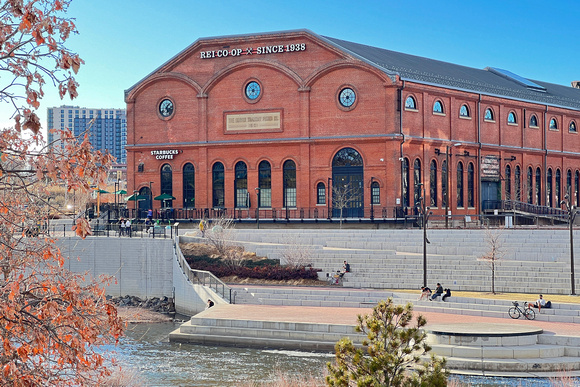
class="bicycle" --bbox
[508,301,536,320]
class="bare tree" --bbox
[332,182,362,229]
[478,229,505,294]
[280,234,314,268]
[204,216,244,268]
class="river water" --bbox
[106,322,577,387]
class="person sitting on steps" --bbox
[529,294,551,312]
[418,286,431,300]
[339,260,351,278]
[430,283,444,301]
[442,288,452,302]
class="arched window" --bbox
[413,159,422,207]
[550,118,558,130]
[505,165,511,201]
[332,148,364,217]
[183,163,195,208]
[529,115,538,127]
[258,160,271,207]
[234,161,248,208]
[457,161,464,208]
[137,163,144,173]
[212,162,224,208]
[317,182,326,205]
[556,169,561,207]
[371,181,380,205]
[467,162,474,207]
[515,166,521,201]
[430,160,437,207]
[405,96,416,109]
[433,100,444,114]
[459,104,470,117]
[527,167,533,204]
[484,108,494,121]
[547,168,553,207]
[160,164,173,208]
[402,158,410,207]
[442,160,448,208]
[508,112,517,124]
[567,169,572,197]
[283,160,297,208]
[570,121,577,133]
[535,167,541,205]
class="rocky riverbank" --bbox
[108,295,176,323]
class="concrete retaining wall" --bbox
[57,237,174,299]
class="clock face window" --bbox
[245,81,261,100]
[339,87,356,108]
[159,99,174,117]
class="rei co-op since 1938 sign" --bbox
[200,43,306,59]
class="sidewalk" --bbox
[203,303,580,337]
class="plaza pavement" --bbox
[202,295,580,338]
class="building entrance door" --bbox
[332,148,364,218]
[481,181,500,211]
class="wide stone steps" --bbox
[170,316,366,352]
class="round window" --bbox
[245,81,261,100]
[339,87,356,108]
[159,99,174,118]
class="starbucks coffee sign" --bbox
[151,149,180,160]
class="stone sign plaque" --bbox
[481,155,500,180]
[225,111,281,132]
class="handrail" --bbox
[174,236,231,303]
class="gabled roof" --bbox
[126,29,580,111]
[321,36,580,111]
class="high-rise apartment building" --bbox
[47,105,127,164]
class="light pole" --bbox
[327,177,332,220]
[370,176,375,222]
[417,183,431,287]
[255,187,261,229]
[561,186,577,295]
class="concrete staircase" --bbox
[171,311,366,352]
[427,324,580,375]
[184,228,580,294]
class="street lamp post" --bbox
[327,177,332,221]
[416,183,431,287]
[255,187,261,229]
[561,186,577,295]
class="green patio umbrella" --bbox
[95,189,110,194]
[125,193,148,201]
[115,189,127,195]
[153,193,176,201]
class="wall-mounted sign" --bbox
[201,43,306,59]
[226,111,281,132]
[481,155,500,180]
[151,149,180,160]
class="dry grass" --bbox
[237,367,327,387]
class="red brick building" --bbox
[125,29,580,222]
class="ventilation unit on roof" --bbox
[485,67,546,92]
[572,81,580,89]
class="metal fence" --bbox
[175,236,232,303]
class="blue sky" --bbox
[3,0,580,134]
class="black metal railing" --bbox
[175,236,231,303]
[483,199,568,220]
